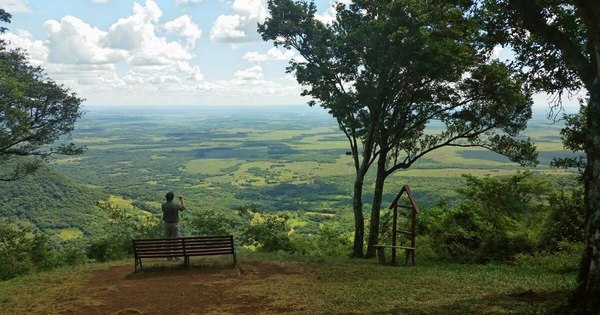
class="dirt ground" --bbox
[56,259,299,315]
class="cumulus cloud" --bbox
[44,15,128,64]
[0,0,30,13]
[175,0,203,4]
[234,65,263,80]
[243,47,295,62]
[492,45,503,58]
[210,0,268,43]
[0,29,48,65]
[3,0,206,103]
[103,0,162,50]
[163,15,201,49]
[315,0,353,24]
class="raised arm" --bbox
[178,196,186,210]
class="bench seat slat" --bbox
[133,235,236,271]
[373,245,416,250]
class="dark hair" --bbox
[165,191,175,202]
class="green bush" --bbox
[513,242,582,273]
[291,223,352,257]
[0,222,35,280]
[539,188,585,252]
[86,202,161,262]
[429,172,548,263]
[237,207,292,252]
[0,221,87,281]
[185,209,239,236]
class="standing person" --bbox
[162,191,186,238]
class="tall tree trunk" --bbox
[351,174,365,258]
[572,75,600,313]
[583,76,600,313]
[366,150,388,258]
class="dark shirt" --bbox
[162,201,185,223]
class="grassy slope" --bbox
[0,165,109,238]
[0,252,575,314]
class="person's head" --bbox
[165,191,175,202]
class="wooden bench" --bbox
[373,244,416,266]
[132,235,237,271]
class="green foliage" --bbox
[260,0,536,257]
[87,202,161,262]
[0,9,10,33]
[551,105,586,173]
[513,242,583,274]
[0,220,87,281]
[185,209,239,236]
[0,15,84,181]
[429,172,550,263]
[0,165,108,235]
[0,221,36,280]
[539,188,585,252]
[291,223,353,257]
[237,206,292,252]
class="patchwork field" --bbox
[48,105,579,236]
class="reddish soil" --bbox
[57,259,298,315]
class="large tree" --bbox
[480,1,599,312]
[0,9,84,181]
[259,0,536,257]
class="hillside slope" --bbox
[0,165,109,237]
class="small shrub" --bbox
[186,209,239,236]
[539,188,585,252]
[237,207,292,252]
[513,242,582,273]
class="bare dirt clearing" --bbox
[58,260,300,315]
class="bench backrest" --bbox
[133,235,234,258]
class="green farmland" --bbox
[35,105,577,237]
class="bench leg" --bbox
[135,258,143,271]
[184,256,190,267]
[232,252,238,268]
[377,247,386,265]
[405,249,415,266]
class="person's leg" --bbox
[164,223,174,261]
[172,223,180,238]
[164,223,171,237]
[172,223,181,260]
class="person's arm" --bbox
[178,196,186,210]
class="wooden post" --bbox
[409,201,416,266]
[377,247,386,265]
[391,204,398,266]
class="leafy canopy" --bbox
[0,9,84,181]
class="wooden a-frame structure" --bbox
[375,184,420,266]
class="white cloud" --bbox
[315,0,352,24]
[3,0,310,106]
[234,65,263,80]
[243,47,295,62]
[163,15,201,49]
[0,0,30,13]
[232,0,269,22]
[103,0,162,50]
[4,0,206,103]
[43,15,128,64]
[210,0,268,43]
[210,15,245,42]
[492,45,503,58]
[0,29,48,65]
[175,0,203,4]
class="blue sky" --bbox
[0,0,582,111]
[0,0,344,106]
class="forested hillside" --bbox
[0,165,108,238]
